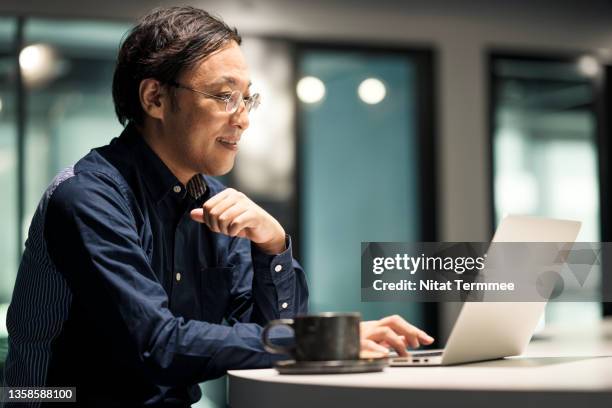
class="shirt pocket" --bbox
[200,266,235,323]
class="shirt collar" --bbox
[119,123,208,203]
[186,173,208,200]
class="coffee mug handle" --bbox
[261,318,295,356]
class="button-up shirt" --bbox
[5,124,309,407]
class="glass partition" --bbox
[22,18,130,240]
[298,46,436,330]
[490,54,602,325]
[0,18,17,342]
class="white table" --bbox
[228,320,612,408]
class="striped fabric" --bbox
[186,174,207,200]
[4,167,75,406]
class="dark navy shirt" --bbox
[5,124,309,407]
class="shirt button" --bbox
[176,273,181,282]
[274,264,283,273]
[281,302,288,309]
[173,185,182,193]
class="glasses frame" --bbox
[168,81,260,114]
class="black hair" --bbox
[112,6,241,126]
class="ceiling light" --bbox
[19,44,57,87]
[297,76,325,104]
[358,78,386,105]
[577,56,600,77]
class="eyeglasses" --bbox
[169,81,261,114]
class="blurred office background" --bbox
[1,0,612,406]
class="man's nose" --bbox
[231,100,250,130]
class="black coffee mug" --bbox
[261,312,361,361]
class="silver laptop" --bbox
[391,215,581,366]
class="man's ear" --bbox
[139,78,167,121]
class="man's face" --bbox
[162,41,251,177]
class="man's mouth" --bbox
[217,138,239,151]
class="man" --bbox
[5,6,433,407]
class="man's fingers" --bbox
[190,207,216,230]
[380,315,434,348]
[205,196,237,233]
[366,327,408,356]
[194,187,285,250]
[360,339,389,355]
[418,331,434,345]
[190,208,205,223]
[203,188,233,209]
[202,189,239,231]
[217,205,248,235]
[379,316,419,348]
[227,211,254,237]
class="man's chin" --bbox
[201,161,235,177]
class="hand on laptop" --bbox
[360,315,434,357]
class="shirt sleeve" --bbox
[44,171,293,385]
[223,235,310,326]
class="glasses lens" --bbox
[248,94,261,112]
[226,90,242,113]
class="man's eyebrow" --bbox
[209,76,252,88]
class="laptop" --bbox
[390,215,581,366]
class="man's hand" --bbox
[360,315,434,357]
[190,188,286,255]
